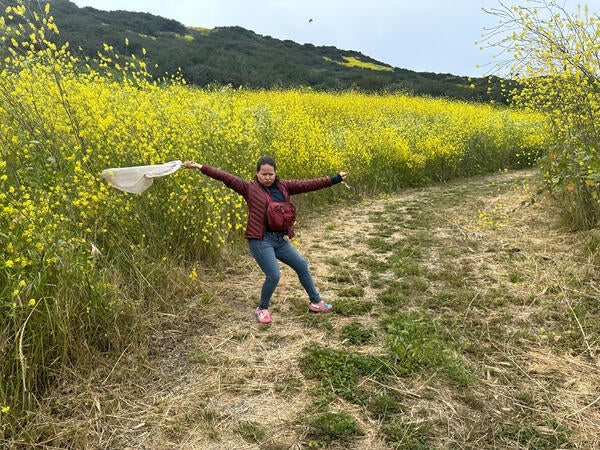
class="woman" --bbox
[183,156,349,324]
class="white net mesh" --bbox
[101,160,182,194]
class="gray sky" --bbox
[67,0,518,77]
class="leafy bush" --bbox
[484,1,600,229]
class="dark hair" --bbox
[256,156,276,173]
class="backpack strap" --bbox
[263,187,272,203]
[262,188,272,229]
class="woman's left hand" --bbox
[340,172,349,179]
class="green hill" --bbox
[39,0,505,101]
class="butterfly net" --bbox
[101,160,182,193]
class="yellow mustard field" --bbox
[0,2,551,429]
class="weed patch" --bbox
[367,392,405,420]
[356,255,389,274]
[303,313,335,331]
[380,417,431,449]
[298,345,392,403]
[378,281,412,309]
[365,237,395,253]
[235,421,266,443]
[381,313,471,386]
[304,411,363,446]
[333,298,373,316]
[337,286,365,298]
[340,320,376,345]
[500,421,570,449]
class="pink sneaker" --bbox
[308,301,333,313]
[256,308,272,323]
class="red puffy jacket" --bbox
[200,165,334,239]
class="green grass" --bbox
[304,411,363,446]
[333,298,373,316]
[381,417,432,449]
[337,286,365,298]
[340,320,376,345]
[367,392,405,419]
[235,421,266,443]
[298,345,392,403]
[298,171,595,447]
[381,313,471,386]
[356,255,389,274]
[500,421,570,449]
[299,171,597,447]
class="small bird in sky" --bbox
[308,18,313,23]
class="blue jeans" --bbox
[248,232,321,310]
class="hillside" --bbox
[41,0,505,102]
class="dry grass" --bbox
[11,169,600,449]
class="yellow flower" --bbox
[1,406,9,414]
[28,298,36,307]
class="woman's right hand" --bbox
[183,161,202,170]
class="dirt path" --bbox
[126,187,404,449]
[32,169,599,449]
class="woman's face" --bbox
[257,164,276,187]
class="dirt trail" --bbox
[33,169,599,449]
[112,170,515,449]
[130,190,397,449]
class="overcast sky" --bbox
[66,0,575,78]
